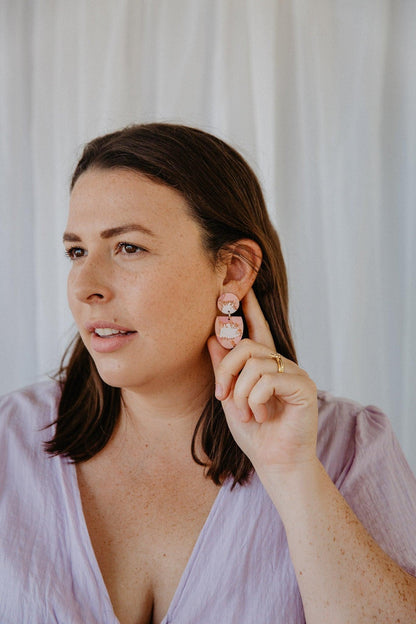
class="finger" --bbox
[232,356,282,419]
[248,372,317,413]
[233,361,311,424]
[242,288,275,348]
[215,340,299,398]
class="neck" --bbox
[116,359,214,458]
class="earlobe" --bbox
[221,239,262,300]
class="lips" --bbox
[85,320,136,334]
[85,321,137,353]
[94,327,130,337]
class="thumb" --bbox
[207,335,231,400]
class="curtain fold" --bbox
[1,0,415,471]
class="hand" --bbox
[207,289,319,475]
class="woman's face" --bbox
[65,168,224,393]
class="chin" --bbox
[98,372,142,391]
[91,358,142,390]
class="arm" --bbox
[208,289,416,623]
[258,457,416,622]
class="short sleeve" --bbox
[337,405,416,576]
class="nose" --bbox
[69,256,114,304]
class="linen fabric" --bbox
[1,381,415,623]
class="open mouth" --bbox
[94,328,136,337]
[88,325,138,353]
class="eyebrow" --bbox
[62,223,156,243]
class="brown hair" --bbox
[46,123,297,486]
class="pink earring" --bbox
[215,293,244,349]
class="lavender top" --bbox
[1,381,416,623]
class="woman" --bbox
[1,123,415,623]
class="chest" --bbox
[77,463,220,624]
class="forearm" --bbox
[257,458,416,624]
[209,315,416,620]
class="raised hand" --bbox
[207,289,318,474]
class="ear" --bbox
[219,239,262,299]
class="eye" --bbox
[116,242,146,256]
[65,247,86,260]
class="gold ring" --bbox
[269,352,284,373]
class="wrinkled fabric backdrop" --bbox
[1,0,415,472]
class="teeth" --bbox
[95,328,128,337]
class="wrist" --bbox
[255,456,327,520]
[254,453,321,486]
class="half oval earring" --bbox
[215,293,244,349]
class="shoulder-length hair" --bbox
[45,123,297,487]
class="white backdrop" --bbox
[1,0,415,472]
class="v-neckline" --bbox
[68,458,230,623]
[159,476,230,622]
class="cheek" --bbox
[66,272,88,332]
[154,270,219,341]
[66,276,77,315]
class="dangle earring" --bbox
[215,293,244,349]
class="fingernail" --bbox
[215,383,224,400]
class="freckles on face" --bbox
[65,168,223,389]
[129,230,219,358]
